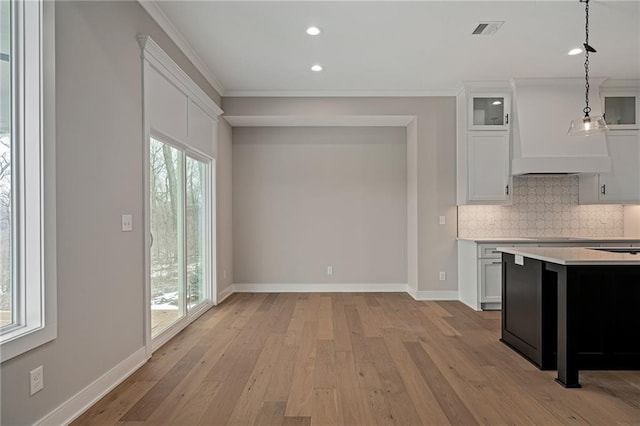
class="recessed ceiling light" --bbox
[492,100,502,105]
[311,64,323,72]
[568,48,583,55]
[306,26,321,36]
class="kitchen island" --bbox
[497,246,640,388]
[457,238,640,311]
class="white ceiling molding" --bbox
[223,89,459,98]
[138,0,225,96]
[601,79,640,89]
[223,115,416,127]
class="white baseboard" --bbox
[410,290,460,301]
[217,285,235,304]
[35,347,148,426]
[459,297,481,311]
[233,283,408,293]
[228,284,458,302]
[407,286,418,299]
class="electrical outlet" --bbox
[439,271,446,281]
[327,266,333,275]
[30,366,44,395]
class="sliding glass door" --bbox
[186,157,206,309]
[150,137,210,339]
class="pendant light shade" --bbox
[568,0,609,136]
[568,115,608,136]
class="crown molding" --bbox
[601,78,640,89]
[223,115,416,127]
[138,0,225,96]
[459,80,513,91]
[222,89,459,98]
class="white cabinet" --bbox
[600,132,640,202]
[579,131,640,204]
[582,86,640,204]
[468,93,511,130]
[468,132,511,202]
[480,258,502,304]
[457,86,512,205]
[458,241,510,311]
[602,91,638,130]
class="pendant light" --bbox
[567,0,608,136]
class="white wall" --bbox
[217,118,234,294]
[0,2,225,424]
[223,97,458,294]
[232,126,407,285]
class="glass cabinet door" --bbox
[468,94,511,130]
[604,95,638,129]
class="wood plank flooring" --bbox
[72,293,640,425]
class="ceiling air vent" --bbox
[472,21,504,36]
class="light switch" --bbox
[439,215,446,225]
[121,214,133,232]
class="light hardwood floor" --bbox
[72,293,640,425]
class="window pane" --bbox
[604,96,636,126]
[186,157,206,309]
[0,0,13,328]
[150,138,184,337]
[473,97,505,126]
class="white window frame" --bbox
[0,0,56,363]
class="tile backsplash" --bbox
[458,176,624,238]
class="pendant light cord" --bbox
[583,0,591,117]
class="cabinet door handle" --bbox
[505,113,509,125]
[601,184,606,195]
[491,261,502,264]
[505,184,510,195]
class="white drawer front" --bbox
[479,245,502,259]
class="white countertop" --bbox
[458,237,640,244]
[459,237,538,243]
[497,246,640,265]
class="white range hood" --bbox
[510,78,611,176]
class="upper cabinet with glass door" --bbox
[468,93,511,130]
[603,91,639,130]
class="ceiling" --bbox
[148,1,640,96]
